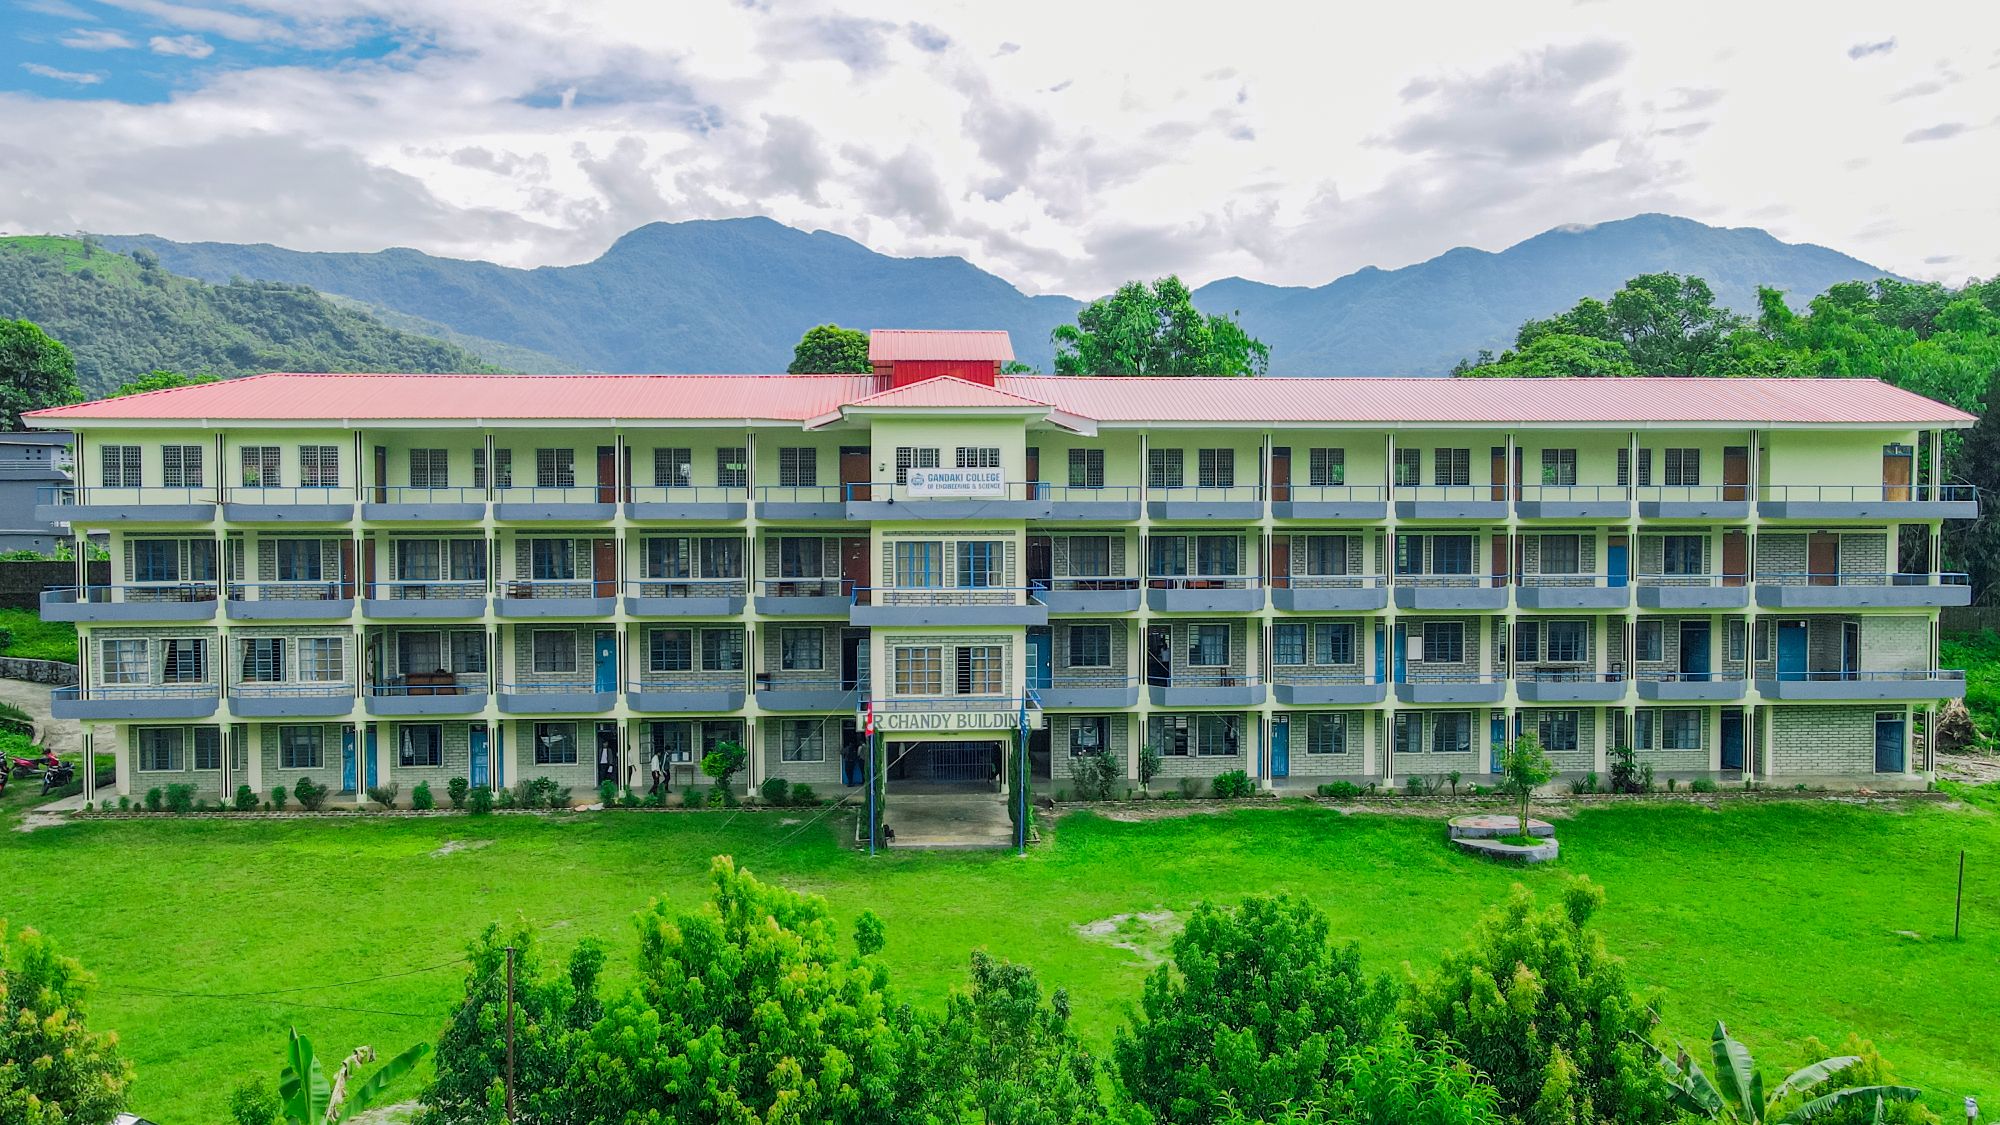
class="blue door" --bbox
[469,726,490,788]
[1490,714,1506,772]
[364,727,378,789]
[1874,713,1905,772]
[1679,620,1711,681]
[594,630,617,693]
[1026,628,1053,691]
[1776,621,1808,681]
[341,727,356,792]
[493,724,506,789]
[1270,718,1290,779]
[1720,711,1744,770]
[1607,540,1628,589]
[1393,625,1408,683]
[1374,623,1387,684]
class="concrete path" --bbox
[887,792,1017,849]
[0,677,79,757]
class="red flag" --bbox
[864,700,875,737]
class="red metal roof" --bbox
[842,377,1051,411]
[26,371,1973,426]
[867,329,1014,363]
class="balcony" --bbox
[1636,674,1747,702]
[1394,485,1507,521]
[1636,575,1750,610]
[753,578,851,617]
[36,484,214,525]
[225,581,355,620]
[845,481,1053,520]
[1272,576,1388,612]
[361,581,488,619]
[494,579,616,618]
[627,677,747,712]
[1145,576,1264,613]
[624,485,748,522]
[228,683,356,718]
[754,677,855,712]
[1038,485,1141,521]
[1392,575,1508,611]
[863,695,1044,733]
[1147,485,1263,521]
[1037,675,1141,709]
[52,684,219,720]
[497,681,615,714]
[1039,577,1142,614]
[1515,575,1632,611]
[1636,485,1750,520]
[41,584,217,623]
[1393,673,1505,705]
[1756,669,1965,702]
[624,578,748,617]
[1515,670,1628,703]
[755,485,844,521]
[1754,572,1971,609]
[361,486,486,522]
[1270,484,1387,521]
[222,486,355,523]
[493,486,616,522]
[1146,672,1265,708]
[1515,484,1632,520]
[850,587,1048,627]
[1758,483,1977,522]
[363,674,489,716]
[1271,674,1386,705]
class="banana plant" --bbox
[1649,1021,1921,1123]
[277,1027,432,1125]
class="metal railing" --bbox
[225,486,352,505]
[1634,484,1749,502]
[843,481,1044,502]
[1394,484,1497,502]
[625,577,748,598]
[59,683,219,702]
[1038,484,1141,502]
[1765,668,1964,683]
[493,485,609,505]
[40,484,214,507]
[626,485,749,504]
[852,585,1044,606]
[231,681,354,698]
[1515,668,1624,683]
[44,583,217,605]
[629,676,745,694]
[755,577,849,599]
[1516,484,1631,501]
[1391,572,1507,588]
[498,679,608,695]
[1143,671,1263,688]
[1274,484,1386,502]
[1635,572,1749,587]
[1758,483,1977,503]
[1636,671,1745,684]
[1397,670,1502,684]
[228,580,351,602]
[1148,484,1265,502]
[367,673,489,697]
[367,485,486,504]
[1145,573,1262,589]
[366,579,488,600]
[1284,574,1386,589]
[1039,576,1142,592]
[1755,571,1969,588]
[499,578,608,599]
[1516,573,1623,588]
[755,484,843,504]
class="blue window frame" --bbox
[1315,623,1355,665]
[957,541,1001,588]
[133,540,178,583]
[1431,535,1473,575]
[1272,623,1306,666]
[894,541,941,587]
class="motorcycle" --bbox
[40,759,75,795]
[7,750,58,780]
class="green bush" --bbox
[1689,776,1718,794]
[789,782,817,806]
[0,729,34,759]
[232,784,258,812]
[446,775,469,809]
[228,1077,279,1125]
[620,786,642,808]
[682,784,703,808]
[411,780,435,810]
[144,787,162,812]
[1070,750,1120,801]
[365,782,400,809]
[760,776,791,806]
[527,776,560,808]
[164,784,195,814]
[496,784,516,810]
[1210,769,1254,799]
[598,779,619,807]
[292,777,329,812]
[467,784,494,814]
[1569,771,1600,795]
[1608,745,1644,794]
[1317,780,1362,799]
[1176,776,1200,799]
[0,699,33,732]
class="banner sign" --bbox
[905,467,1005,497]
[875,709,1043,732]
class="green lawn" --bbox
[0,795,1995,1122]
[0,607,78,663]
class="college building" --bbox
[24,330,1978,807]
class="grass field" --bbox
[0,608,78,663]
[1,790,1995,1122]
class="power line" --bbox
[104,985,444,1020]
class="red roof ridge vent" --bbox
[868,329,1014,387]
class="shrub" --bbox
[366,782,401,809]
[1446,769,1463,795]
[411,780,435,810]
[529,776,561,808]
[163,784,195,814]
[0,922,135,1122]
[467,784,494,814]
[1608,745,1643,794]
[233,784,258,812]
[555,786,573,807]
[938,952,1108,1125]
[1210,769,1254,799]
[682,784,704,808]
[1070,750,1120,801]
[229,1077,280,1125]
[700,738,748,791]
[1138,741,1164,794]
[1640,763,1656,793]
[854,910,886,956]
[144,787,162,812]
[1317,780,1362,799]
[1569,771,1600,795]
[620,786,642,808]
[1176,776,1200,799]
[293,777,329,812]
[760,776,791,806]
[1689,776,1718,794]
[270,785,288,811]
[446,776,469,809]
[789,782,817,806]
[599,779,620,807]
[1404,774,1436,797]
[116,795,129,811]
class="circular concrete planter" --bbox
[1451,835,1560,863]
[1448,814,1559,863]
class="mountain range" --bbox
[31,213,1897,381]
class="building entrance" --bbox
[888,739,1003,791]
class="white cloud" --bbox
[148,34,215,58]
[60,28,136,50]
[20,62,103,84]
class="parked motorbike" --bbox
[7,750,58,780]
[40,760,75,795]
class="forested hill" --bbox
[0,236,528,396]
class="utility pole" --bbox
[504,944,517,1124]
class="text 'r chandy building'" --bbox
[24,329,1980,807]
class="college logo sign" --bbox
[904,467,1005,497]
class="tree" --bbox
[700,738,747,797]
[1454,333,1638,378]
[276,1028,430,1125]
[1113,892,1395,1123]
[230,1077,281,1125]
[1499,734,1556,837]
[1648,1021,1921,1124]
[936,952,1108,1125]
[1403,879,1674,1125]
[789,324,872,373]
[0,319,82,429]
[1053,276,1269,376]
[0,920,133,1124]
[1944,375,2000,605]
[109,370,221,397]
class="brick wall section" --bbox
[0,561,108,610]
[513,718,602,793]
[261,722,349,795]
[1144,712,1249,780]
[383,720,473,785]
[1770,706,1880,774]
[1048,713,1131,781]
[128,722,233,800]
[760,716,845,786]
[1520,707,1597,773]
[1282,710,1367,777]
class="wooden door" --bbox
[372,446,387,504]
[1270,447,1291,502]
[1808,532,1839,586]
[592,538,616,597]
[361,538,375,594]
[1723,446,1749,501]
[1882,445,1913,501]
[1270,535,1291,590]
[841,536,870,602]
[339,539,356,600]
[1025,447,1040,487]
[1722,530,1748,586]
[1489,448,1507,501]
[839,446,870,502]
[596,446,617,503]
[1491,534,1509,587]
[621,447,633,502]
[1026,535,1052,588]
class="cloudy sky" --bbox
[2,0,1997,296]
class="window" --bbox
[1304,535,1348,576]
[1306,713,1346,755]
[1616,448,1630,487]
[279,725,323,769]
[1662,708,1702,750]
[957,646,1003,695]
[894,541,941,587]
[1151,714,1191,756]
[1068,625,1112,668]
[1395,534,1421,576]
[449,630,486,674]
[1635,620,1663,662]
[700,537,743,578]
[702,629,743,671]
[648,628,693,673]
[240,637,285,683]
[529,539,576,580]
[1664,448,1700,487]
[895,446,940,485]
[1538,710,1579,754]
[1197,448,1234,488]
[1315,622,1356,665]
[778,537,823,578]
[1067,449,1104,488]
[163,638,207,683]
[1421,622,1464,664]
[1067,536,1111,577]
[240,446,280,487]
[535,448,575,488]
[474,448,513,489]
[1189,624,1229,667]
[531,630,577,674]
[1635,448,1654,487]
[533,722,578,765]
[1546,620,1588,663]
[399,724,443,767]
[299,446,340,488]
[1308,448,1345,486]
[654,447,693,487]
[1515,620,1540,663]
[396,540,441,581]
[894,646,944,694]
[1273,623,1307,666]
[1430,711,1472,755]
[1196,713,1240,757]
[1148,536,1188,577]
[1433,448,1470,487]
[956,446,1000,468]
[1069,715,1110,756]
[133,540,180,583]
[1540,535,1581,575]
[192,727,221,771]
[1662,535,1704,576]
[957,541,1001,588]
[780,628,824,671]
[1540,448,1577,486]
[397,632,442,674]
[274,539,323,582]
[102,445,143,488]
[189,538,216,580]
[1431,535,1473,575]
[781,721,825,763]
[1147,448,1184,489]
[1395,713,1424,756]
[1727,619,1745,662]
[299,637,344,681]
[1196,535,1239,576]
[647,722,693,765]
[163,444,204,488]
[1393,448,1421,487]
[139,728,183,771]
[410,449,450,489]
[777,447,817,487]
[716,448,747,488]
